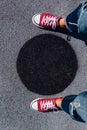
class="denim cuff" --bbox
[61,95,77,114]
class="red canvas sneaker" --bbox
[32,13,62,30]
[30,97,63,112]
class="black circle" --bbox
[16,34,78,95]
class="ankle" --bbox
[56,97,63,108]
[59,18,65,28]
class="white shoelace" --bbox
[40,100,55,110]
[41,16,57,29]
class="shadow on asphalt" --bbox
[43,27,87,46]
[16,34,78,95]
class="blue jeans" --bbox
[61,91,87,123]
[65,0,87,34]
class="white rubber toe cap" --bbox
[32,14,40,27]
[30,100,38,111]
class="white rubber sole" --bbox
[30,98,43,111]
[32,13,44,28]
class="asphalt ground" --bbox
[0,0,87,130]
